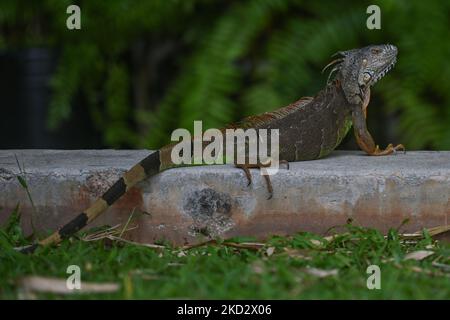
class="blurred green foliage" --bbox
[0,0,449,149]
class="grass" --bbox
[0,208,449,299]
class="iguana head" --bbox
[325,44,397,105]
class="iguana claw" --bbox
[235,162,275,199]
[372,143,406,156]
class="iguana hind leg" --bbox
[235,162,273,199]
[235,159,289,199]
[279,159,289,170]
[235,163,253,187]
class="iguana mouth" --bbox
[372,57,396,84]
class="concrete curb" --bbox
[0,150,449,244]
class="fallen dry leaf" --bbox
[304,267,338,278]
[404,250,434,261]
[177,251,187,257]
[309,239,323,246]
[402,224,450,241]
[182,240,265,251]
[407,265,449,278]
[432,262,450,272]
[283,248,312,260]
[224,242,266,250]
[19,276,119,297]
[323,233,349,242]
[424,225,450,237]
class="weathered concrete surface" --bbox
[0,150,449,245]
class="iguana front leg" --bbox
[352,103,405,156]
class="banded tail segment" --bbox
[20,150,163,253]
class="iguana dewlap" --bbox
[20,44,403,253]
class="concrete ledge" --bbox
[0,150,449,245]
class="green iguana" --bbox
[19,44,403,254]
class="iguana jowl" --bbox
[21,44,403,253]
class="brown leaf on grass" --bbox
[407,265,450,278]
[432,262,450,272]
[409,266,427,274]
[182,239,217,250]
[303,267,338,278]
[177,251,187,257]
[391,261,450,278]
[309,239,323,247]
[283,248,312,260]
[404,250,434,261]
[224,242,266,250]
[424,225,450,237]
[400,233,422,240]
[323,233,349,242]
[182,240,265,251]
[402,225,450,241]
[18,276,119,297]
[266,246,275,256]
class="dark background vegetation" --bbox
[0,0,449,150]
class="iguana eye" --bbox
[363,72,371,82]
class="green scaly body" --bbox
[19,44,400,253]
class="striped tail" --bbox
[19,151,162,254]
